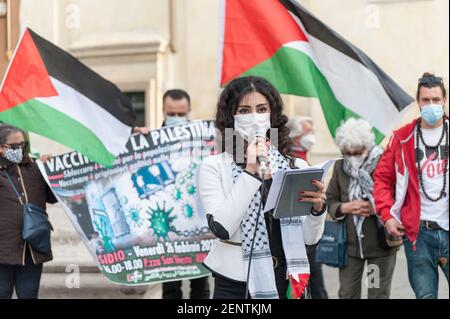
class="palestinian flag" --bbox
[220,0,413,143]
[0,28,136,166]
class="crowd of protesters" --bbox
[0,72,447,299]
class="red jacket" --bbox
[373,119,421,246]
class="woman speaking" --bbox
[198,76,327,299]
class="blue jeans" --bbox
[404,227,449,299]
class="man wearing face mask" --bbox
[134,89,210,299]
[163,90,210,299]
[161,89,191,127]
[133,89,192,135]
[287,117,316,162]
[374,73,449,299]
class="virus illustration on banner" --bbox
[173,188,182,201]
[183,203,194,219]
[93,219,116,252]
[125,204,143,230]
[186,184,196,195]
[185,171,194,180]
[173,161,199,185]
[147,202,177,241]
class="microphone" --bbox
[255,129,268,176]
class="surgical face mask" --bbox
[344,154,366,170]
[234,113,271,140]
[420,104,444,126]
[3,147,24,164]
[165,116,188,126]
[299,133,316,151]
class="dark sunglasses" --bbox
[419,76,443,86]
[3,142,28,150]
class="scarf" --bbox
[342,146,384,245]
[231,146,309,299]
[291,149,308,162]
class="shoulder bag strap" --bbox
[2,168,27,205]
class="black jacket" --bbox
[0,156,57,265]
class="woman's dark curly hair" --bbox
[215,76,292,162]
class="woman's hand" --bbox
[354,200,374,217]
[299,180,326,213]
[245,136,270,176]
[340,200,373,217]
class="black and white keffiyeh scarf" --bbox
[342,146,384,239]
[231,146,309,299]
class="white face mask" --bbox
[234,113,271,140]
[420,104,444,126]
[344,154,366,170]
[165,116,188,126]
[299,133,316,151]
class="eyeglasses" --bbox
[3,142,28,150]
[343,150,365,156]
[419,76,444,86]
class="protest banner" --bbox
[38,120,218,285]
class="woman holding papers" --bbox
[325,118,398,299]
[198,76,327,299]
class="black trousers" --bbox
[162,277,210,299]
[306,245,329,299]
[212,263,289,299]
[0,248,43,299]
[213,275,250,299]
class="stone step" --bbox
[38,272,162,299]
[43,264,99,273]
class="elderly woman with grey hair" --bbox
[325,118,398,299]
